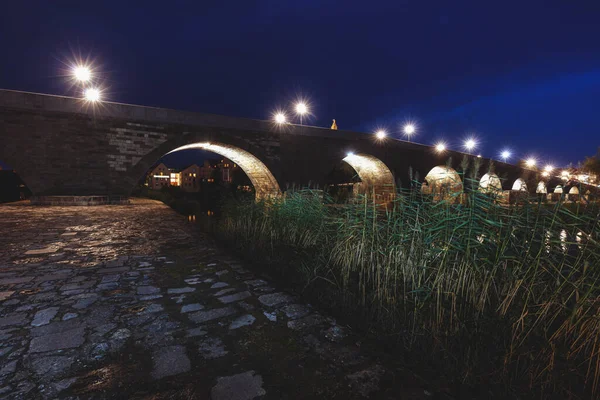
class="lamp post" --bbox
[464,138,476,153]
[403,123,415,142]
[274,112,286,124]
[295,102,308,125]
[375,130,387,140]
[501,150,511,162]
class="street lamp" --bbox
[375,130,387,140]
[73,65,91,82]
[544,164,554,173]
[295,102,308,125]
[403,123,416,142]
[501,150,511,162]
[435,142,446,153]
[464,138,477,153]
[525,158,537,168]
[274,112,286,124]
[84,87,101,102]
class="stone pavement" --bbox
[0,199,430,399]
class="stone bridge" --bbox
[0,89,576,203]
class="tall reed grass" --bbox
[218,183,600,397]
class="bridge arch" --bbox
[422,166,463,199]
[131,131,282,201]
[512,178,528,192]
[536,181,547,194]
[164,143,281,200]
[342,153,396,201]
[479,173,502,193]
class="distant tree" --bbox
[581,147,600,176]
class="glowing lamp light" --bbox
[346,152,355,158]
[435,142,446,153]
[375,130,387,140]
[295,102,308,115]
[84,88,101,102]
[544,165,554,173]
[73,65,91,82]
[274,112,286,124]
[464,138,476,151]
[525,158,537,168]
[501,150,511,161]
[542,171,550,177]
[403,123,415,135]
[561,170,570,177]
[477,154,482,158]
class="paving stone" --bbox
[73,296,98,309]
[60,232,77,236]
[137,285,160,295]
[287,314,327,331]
[62,312,79,321]
[31,307,59,327]
[211,282,229,289]
[258,292,294,307]
[215,270,229,276]
[34,273,71,282]
[198,337,228,359]
[31,319,80,337]
[281,304,311,320]
[167,287,196,294]
[244,279,268,287]
[218,291,251,304]
[91,342,110,360]
[0,313,27,328]
[29,327,85,353]
[188,306,237,324]
[100,274,120,283]
[4,298,19,306]
[61,281,96,291]
[0,360,17,377]
[140,303,164,314]
[186,327,208,337]
[229,314,256,330]
[96,282,119,291]
[263,311,277,322]
[151,345,191,379]
[0,291,15,301]
[184,278,202,285]
[211,371,266,400]
[25,248,56,255]
[181,303,204,313]
[31,356,74,379]
[214,288,236,297]
[0,276,33,285]
[140,294,163,301]
[50,377,77,393]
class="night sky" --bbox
[2,0,599,168]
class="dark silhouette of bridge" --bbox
[0,89,579,204]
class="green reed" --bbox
[218,184,600,397]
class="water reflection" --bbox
[188,215,196,222]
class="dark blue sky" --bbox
[2,0,599,167]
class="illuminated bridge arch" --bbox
[479,173,502,193]
[536,181,547,194]
[342,153,396,201]
[422,166,463,200]
[163,142,281,200]
[512,178,528,192]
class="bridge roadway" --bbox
[0,199,430,399]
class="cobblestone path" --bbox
[0,199,428,399]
